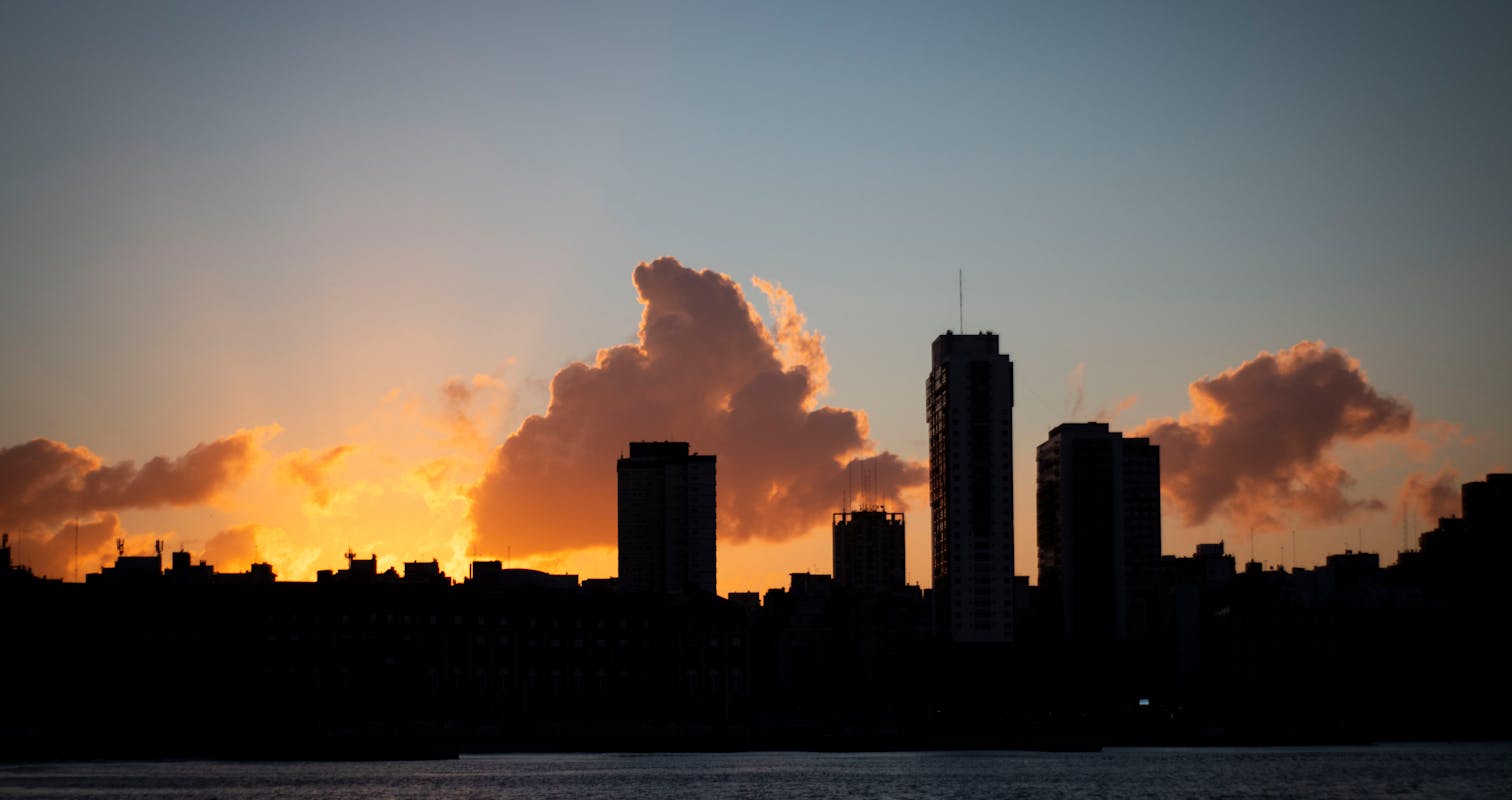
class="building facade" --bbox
[832,509,905,595]
[1036,422,1160,642]
[617,441,717,595]
[927,332,1015,642]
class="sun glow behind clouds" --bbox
[84,367,522,585]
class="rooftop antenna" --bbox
[958,269,964,332]
[74,516,79,583]
[1292,529,1297,570]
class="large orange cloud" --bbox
[1135,341,1413,530]
[0,428,270,531]
[470,257,925,557]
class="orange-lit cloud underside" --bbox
[470,257,925,559]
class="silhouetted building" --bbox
[0,533,50,585]
[466,561,578,590]
[165,550,214,584]
[927,332,1015,642]
[1183,542,1236,593]
[1160,542,1237,697]
[317,551,399,583]
[402,559,450,585]
[832,509,905,595]
[87,540,164,585]
[215,561,276,585]
[1036,422,1160,642]
[1461,473,1512,563]
[617,441,717,595]
[1462,473,1512,532]
[728,591,761,611]
[1398,473,1512,597]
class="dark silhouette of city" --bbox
[2,336,1509,760]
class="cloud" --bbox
[470,257,925,558]
[1135,341,1413,530]
[1067,363,1087,419]
[16,512,129,580]
[1065,363,1136,423]
[1397,468,1460,527]
[0,427,274,533]
[277,445,354,508]
[436,372,511,450]
[201,523,267,572]
[1094,395,1139,424]
[752,277,829,398]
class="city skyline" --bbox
[3,3,1510,595]
[0,253,1503,595]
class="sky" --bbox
[2,1,1510,595]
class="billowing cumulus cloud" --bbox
[470,257,925,557]
[1135,341,1413,530]
[0,428,272,532]
[1397,468,1460,527]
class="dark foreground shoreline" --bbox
[9,719,1501,762]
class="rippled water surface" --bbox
[4,743,1510,799]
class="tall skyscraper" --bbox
[832,508,905,595]
[927,332,1015,642]
[617,441,717,595]
[1036,422,1160,642]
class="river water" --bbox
[3,743,1510,799]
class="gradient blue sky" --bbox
[3,1,1509,588]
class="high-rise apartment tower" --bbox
[927,332,1015,642]
[1036,422,1160,642]
[617,441,717,594]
